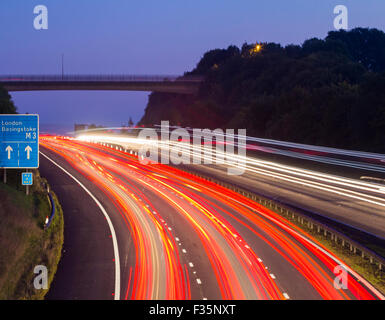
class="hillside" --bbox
[139,28,385,153]
[0,84,63,299]
[0,170,63,299]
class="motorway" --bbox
[79,132,385,239]
[39,136,384,300]
[186,162,385,239]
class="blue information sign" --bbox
[22,172,33,186]
[0,114,39,168]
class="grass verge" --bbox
[0,169,64,299]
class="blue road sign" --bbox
[0,114,39,168]
[22,172,33,186]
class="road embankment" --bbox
[0,169,64,299]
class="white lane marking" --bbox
[196,278,202,284]
[175,237,180,242]
[203,297,207,300]
[270,274,276,279]
[283,293,290,299]
[182,249,187,253]
[257,258,263,262]
[41,152,121,300]
[189,262,194,268]
[228,195,385,300]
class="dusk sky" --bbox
[1,1,384,133]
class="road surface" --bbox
[39,136,384,300]
[82,133,385,239]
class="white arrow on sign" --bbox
[25,145,32,160]
[5,145,13,159]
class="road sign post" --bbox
[0,114,39,169]
[1,114,39,192]
[22,171,33,195]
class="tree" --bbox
[326,28,385,72]
[139,28,385,152]
[128,117,134,127]
[0,86,17,114]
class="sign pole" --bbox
[0,113,39,173]
[62,54,64,80]
[1,114,38,195]
[26,169,29,196]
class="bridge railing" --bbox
[0,74,203,82]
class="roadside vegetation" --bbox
[0,169,64,299]
[0,86,17,114]
[140,27,385,153]
[0,85,64,299]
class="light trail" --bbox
[75,133,385,209]
[40,135,384,300]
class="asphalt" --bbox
[188,163,385,239]
[40,148,123,299]
[39,144,379,300]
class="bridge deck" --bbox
[0,75,203,94]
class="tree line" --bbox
[0,86,17,114]
[139,28,385,153]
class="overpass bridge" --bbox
[0,74,203,94]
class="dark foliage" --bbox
[140,28,385,152]
[0,86,17,114]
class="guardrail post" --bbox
[175,164,385,278]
